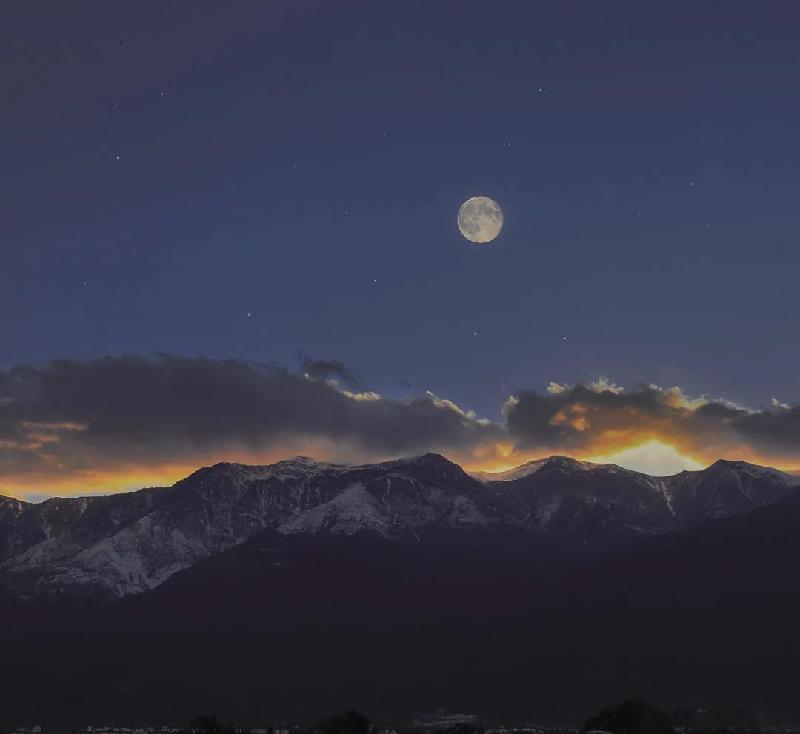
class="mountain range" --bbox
[1,453,796,602]
[3,453,800,730]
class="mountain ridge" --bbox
[0,453,797,603]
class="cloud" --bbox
[772,397,791,411]
[300,355,362,390]
[0,355,501,493]
[2,356,800,496]
[504,379,800,467]
[586,376,625,395]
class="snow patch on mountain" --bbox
[279,483,391,537]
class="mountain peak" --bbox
[380,453,470,481]
[539,455,600,471]
[0,495,29,511]
[273,455,325,468]
[704,458,786,478]
[413,451,457,466]
[709,458,751,468]
[476,455,602,482]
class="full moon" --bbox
[457,196,503,243]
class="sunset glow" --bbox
[2,356,800,500]
[1,434,796,501]
[587,439,706,475]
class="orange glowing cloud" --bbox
[2,357,800,499]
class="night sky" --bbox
[3,2,800,495]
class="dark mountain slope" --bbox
[549,484,800,614]
[2,470,800,730]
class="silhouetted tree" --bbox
[583,698,673,734]
[318,709,371,734]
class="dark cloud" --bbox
[504,379,800,463]
[0,355,500,480]
[506,383,686,450]
[727,403,800,454]
[2,357,800,493]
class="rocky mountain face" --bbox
[0,453,796,602]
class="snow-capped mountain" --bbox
[0,453,796,601]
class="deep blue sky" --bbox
[3,1,800,420]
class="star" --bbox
[245,311,253,318]
[473,330,478,337]
[689,181,695,187]
[115,155,121,161]
[561,336,568,341]
[373,277,378,283]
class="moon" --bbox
[457,196,503,244]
